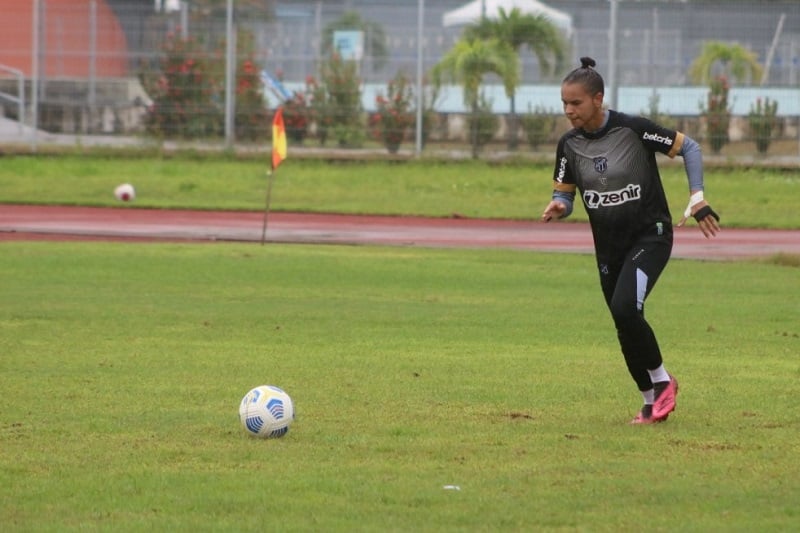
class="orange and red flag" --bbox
[271,107,287,171]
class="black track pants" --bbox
[597,231,673,392]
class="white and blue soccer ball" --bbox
[239,385,294,438]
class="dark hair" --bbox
[562,56,604,96]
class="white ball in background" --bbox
[114,183,136,202]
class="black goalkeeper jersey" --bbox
[552,110,684,261]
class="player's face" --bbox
[561,82,604,131]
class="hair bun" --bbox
[580,56,596,69]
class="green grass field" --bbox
[0,154,798,228]
[1,242,798,531]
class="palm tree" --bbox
[689,41,763,85]
[432,37,519,158]
[462,7,566,149]
[689,41,763,154]
[321,11,389,72]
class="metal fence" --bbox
[0,0,798,157]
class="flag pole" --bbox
[262,106,287,245]
[261,169,275,245]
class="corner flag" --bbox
[263,107,287,244]
[272,107,287,170]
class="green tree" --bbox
[689,41,763,85]
[321,11,389,72]
[748,97,779,154]
[700,76,732,154]
[462,8,566,149]
[432,38,518,158]
[690,42,762,155]
[318,53,364,148]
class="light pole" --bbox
[224,0,236,148]
[31,0,40,151]
[415,0,424,156]
[608,0,619,111]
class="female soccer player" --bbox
[542,57,720,424]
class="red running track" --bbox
[1,204,799,260]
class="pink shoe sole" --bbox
[630,411,668,425]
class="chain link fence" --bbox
[0,0,798,158]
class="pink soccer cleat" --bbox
[651,374,679,421]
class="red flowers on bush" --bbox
[370,72,414,153]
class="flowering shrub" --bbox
[369,72,415,153]
[748,97,778,154]
[305,75,335,146]
[141,34,222,138]
[282,89,312,145]
[140,30,267,140]
[234,55,269,141]
[700,75,731,154]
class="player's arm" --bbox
[542,142,577,222]
[633,115,720,237]
[675,135,720,238]
[543,185,575,222]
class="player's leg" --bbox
[599,259,656,423]
[625,234,677,421]
[598,258,652,394]
[604,234,674,422]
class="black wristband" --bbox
[693,205,719,222]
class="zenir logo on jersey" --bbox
[583,184,641,209]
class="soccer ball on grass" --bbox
[239,385,294,438]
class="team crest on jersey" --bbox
[593,156,608,174]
